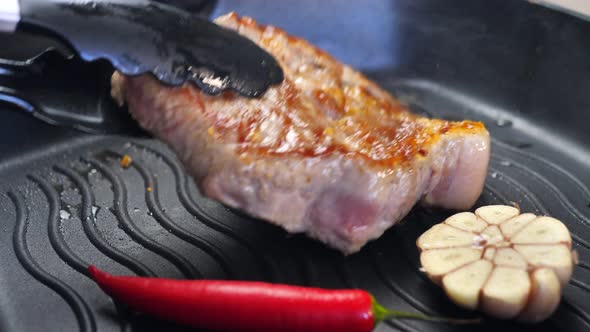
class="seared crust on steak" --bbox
[111,13,490,253]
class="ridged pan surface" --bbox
[0,83,589,331]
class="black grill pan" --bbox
[1,0,590,331]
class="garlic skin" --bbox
[417,205,575,322]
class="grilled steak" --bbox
[111,13,490,254]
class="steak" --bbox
[111,13,490,254]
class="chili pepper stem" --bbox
[370,297,481,325]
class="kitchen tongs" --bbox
[0,0,283,97]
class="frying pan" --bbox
[1,0,590,331]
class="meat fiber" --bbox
[111,13,490,254]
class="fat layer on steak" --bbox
[111,13,490,254]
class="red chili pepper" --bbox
[88,266,478,332]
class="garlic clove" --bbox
[442,259,493,309]
[511,217,572,245]
[416,224,475,250]
[481,266,531,319]
[481,225,504,246]
[475,205,519,224]
[500,213,536,238]
[444,212,488,233]
[494,247,527,269]
[517,268,561,323]
[420,247,482,283]
[515,244,574,285]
